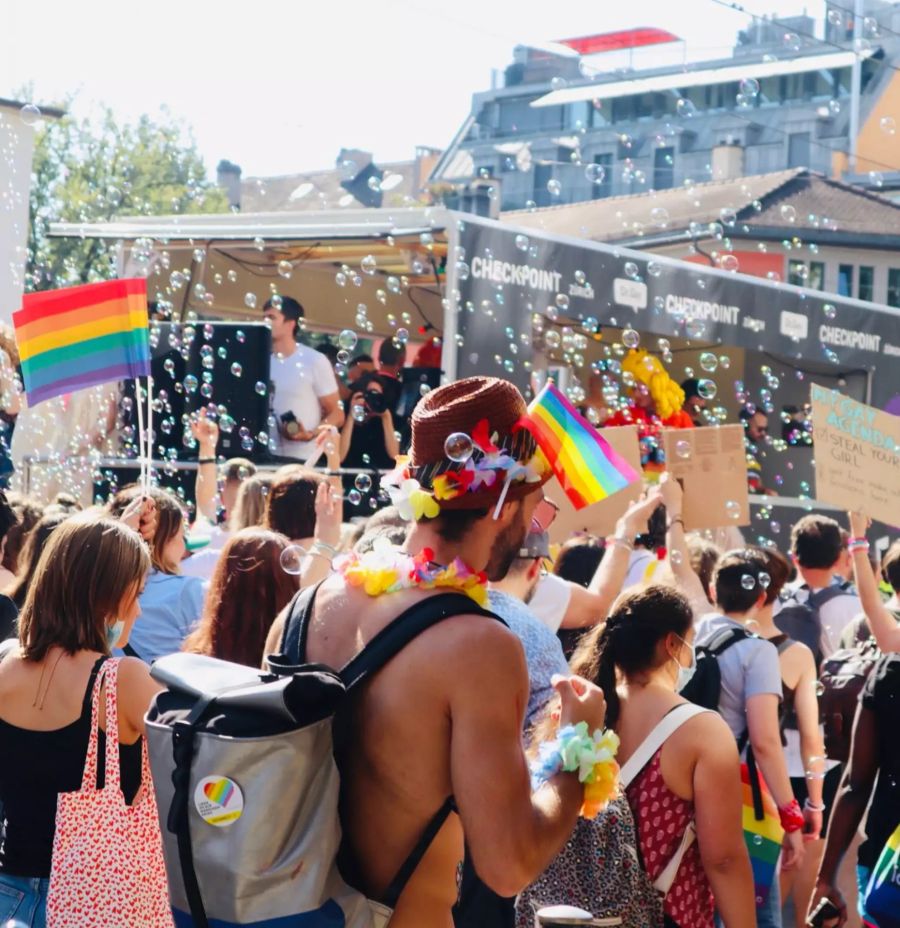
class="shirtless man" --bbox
[265,377,606,928]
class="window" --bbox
[591,154,613,200]
[533,163,553,208]
[809,261,825,291]
[788,132,811,168]
[653,146,675,190]
[858,266,874,302]
[788,260,808,286]
[888,269,900,308]
[838,264,854,297]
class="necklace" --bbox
[33,647,66,710]
[337,539,488,606]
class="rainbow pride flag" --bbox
[13,279,151,406]
[864,822,900,926]
[521,382,639,509]
[740,763,784,904]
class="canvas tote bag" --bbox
[46,658,173,928]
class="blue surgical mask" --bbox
[673,635,696,692]
[106,620,125,650]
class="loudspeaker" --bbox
[133,322,273,462]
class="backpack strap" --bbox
[272,582,322,669]
[340,592,499,691]
[619,703,711,789]
[705,625,752,657]
[619,704,711,898]
[807,584,851,611]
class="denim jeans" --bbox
[756,873,783,928]
[0,873,49,928]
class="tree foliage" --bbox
[27,102,227,291]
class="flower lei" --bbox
[337,536,488,606]
[382,418,547,522]
[531,722,621,819]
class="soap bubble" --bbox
[699,352,718,373]
[19,103,42,126]
[338,329,358,351]
[741,574,756,590]
[650,207,669,228]
[574,269,586,285]
[739,78,759,97]
[395,327,409,344]
[726,500,741,520]
[184,375,199,394]
[823,303,836,319]
[386,276,401,294]
[244,292,258,309]
[352,404,366,423]
[622,329,640,349]
[624,261,640,280]
[360,255,377,275]
[348,489,362,506]
[230,362,242,377]
[585,163,606,185]
[546,179,562,196]
[354,473,373,493]
[255,381,268,396]
[280,545,306,575]
[880,116,896,136]
[277,260,292,278]
[515,234,530,251]
[697,379,717,400]
[219,414,236,433]
[555,293,570,310]
[720,254,740,273]
[675,440,691,459]
[780,204,797,223]
[676,98,696,119]
[758,571,771,590]
[444,432,474,463]
[647,261,662,278]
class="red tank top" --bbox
[625,749,714,928]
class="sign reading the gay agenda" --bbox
[544,426,643,544]
[810,384,900,527]
[661,424,750,530]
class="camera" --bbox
[280,411,301,438]
[364,389,387,415]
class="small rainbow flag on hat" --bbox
[13,279,151,406]
[519,382,639,510]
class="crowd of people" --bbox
[0,295,895,928]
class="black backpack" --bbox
[680,626,752,710]
[775,582,854,670]
[818,637,883,763]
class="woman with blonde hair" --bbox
[0,515,162,925]
[229,474,274,532]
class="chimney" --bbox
[216,160,242,210]
[711,142,745,182]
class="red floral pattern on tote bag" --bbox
[46,659,173,928]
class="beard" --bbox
[485,503,529,582]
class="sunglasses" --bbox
[532,497,560,534]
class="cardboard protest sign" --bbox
[661,424,750,530]
[544,425,643,544]
[810,384,900,527]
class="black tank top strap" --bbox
[81,655,109,713]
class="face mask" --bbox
[673,634,696,692]
[106,620,125,650]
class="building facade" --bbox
[431,2,900,213]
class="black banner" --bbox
[453,216,899,405]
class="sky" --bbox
[1,0,833,179]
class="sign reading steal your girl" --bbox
[810,384,900,527]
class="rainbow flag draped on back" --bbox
[740,764,784,904]
[13,279,151,406]
[520,382,639,509]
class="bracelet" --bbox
[803,798,826,812]
[667,516,685,530]
[609,535,634,552]
[778,798,805,833]
[848,538,870,553]
[197,456,216,465]
[312,540,339,556]
[307,550,334,565]
[530,722,621,820]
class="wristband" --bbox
[803,798,826,813]
[848,538,870,553]
[197,456,216,465]
[778,798,805,833]
[530,722,621,820]
[609,535,634,552]
[313,540,339,555]
[667,516,684,530]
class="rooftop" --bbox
[500,168,900,243]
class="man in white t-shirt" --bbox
[264,297,343,461]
